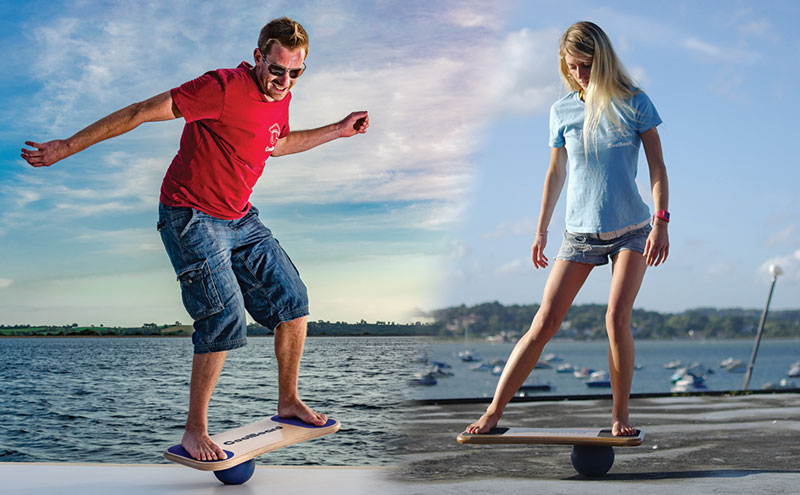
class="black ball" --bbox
[570,445,615,476]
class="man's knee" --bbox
[276,316,307,334]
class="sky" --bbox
[0,0,798,327]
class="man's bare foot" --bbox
[181,427,227,461]
[465,411,501,434]
[612,417,637,436]
[278,397,328,426]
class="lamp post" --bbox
[742,264,783,391]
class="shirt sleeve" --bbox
[633,92,662,133]
[170,70,225,123]
[549,103,565,148]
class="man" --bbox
[21,17,369,462]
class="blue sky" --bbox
[443,0,800,314]
[1,1,798,327]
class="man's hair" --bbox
[258,17,309,57]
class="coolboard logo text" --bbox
[223,425,283,445]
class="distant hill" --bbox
[4,304,798,340]
[432,302,800,340]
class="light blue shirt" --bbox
[549,90,662,233]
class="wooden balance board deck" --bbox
[457,427,644,447]
[164,415,340,471]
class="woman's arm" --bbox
[641,127,669,266]
[531,146,568,268]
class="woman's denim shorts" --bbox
[555,225,651,266]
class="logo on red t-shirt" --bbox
[265,123,281,153]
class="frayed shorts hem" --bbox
[267,307,310,331]
[193,337,248,355]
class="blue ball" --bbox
[214,459,256,485]
[570,445,615,477]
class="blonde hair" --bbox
[258,17,309,57]
[558,22,637,155]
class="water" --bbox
[412,338,800,400]
[2,337,798,465]
[0,336,419,465]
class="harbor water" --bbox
[2,336,798,465]
[411,338,800,400]
[0,336,420,465]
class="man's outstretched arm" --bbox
[21,91,182,168]
[271,110,369,157]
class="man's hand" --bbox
[339,111,369,138]
[21,140,71,168]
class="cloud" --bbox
[490,28,563,115]
[765,225,800,248]
[680,37,758,63]
[0,279,13,289]
[737,19,771,37]
[759,249,800,283]
[18,1,509,232]
[483,218,537,239]
[70,228,163,256]
[495,258,530,276]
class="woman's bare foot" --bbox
[181,427,227,461]
[465,411,501,434]
[278,397,328,426]
[612,416,637,436]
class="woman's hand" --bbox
[531,232,549,269]
[644,222,669,266]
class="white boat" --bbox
[586,370,611,388]
[469,362,493,372]
[671,374,707,392]
[407,372,437,386]
[555,363,575,373]
[573,367,595,379]
[458,350,481,362]
[664,360,683,369]
[787,362,800,378]
[427,365,453,377]
[720,357,746,373]
[762,378,797,390]
[491,365,504,376]
[517,376,552,396]
[542,353,563,362]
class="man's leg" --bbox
[181,351,228,460]
[274,316,328,425]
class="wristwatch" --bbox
[654,210,670,223]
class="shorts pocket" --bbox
[177,261,224,321]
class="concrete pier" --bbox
[3,392,799,494]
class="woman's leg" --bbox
[466,260,594,434]
[606,249,647,436]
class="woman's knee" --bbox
[605,309,632,339]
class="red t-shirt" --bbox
[160,62,290,220]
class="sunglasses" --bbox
[260,52,306,79]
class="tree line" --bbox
[432,302,800,340]
[3,303,799,339]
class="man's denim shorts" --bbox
[157,203,309,354]
[555,224,652,266]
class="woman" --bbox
[466,21,669,437]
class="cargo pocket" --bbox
[177,261,224,321]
